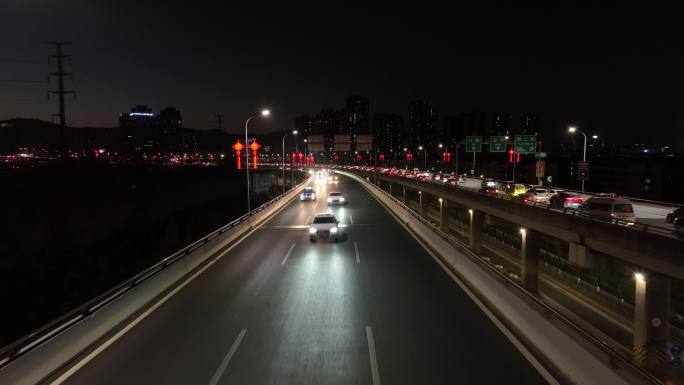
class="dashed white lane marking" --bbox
[349,215,354,224]
[208,328,247,385]
[366,326,382,385]
[281,243,296,265]
[305,215,311,225]
[354,241,360,264]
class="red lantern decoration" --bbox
[508,148,515,163]
[291,152,296,166]
[379,153,385,161]
[248,140,261,169]
[298,152,304,166]
[406,152,413,161]
[231,140,245,170]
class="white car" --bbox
[309,213,340,242]
[327,191,346,205]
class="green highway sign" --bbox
[490,136,506,152]
[466,136,482,152]
[515,135,536,154]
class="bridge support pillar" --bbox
[633,272,670,372]
[419,191,428,218]
[520,229,540,292]
[569,242,594,268]
[439,199,449,232]
[403,186,409,206]
[468,210,483,254]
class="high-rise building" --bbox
[408,100,438,150]
[372,113,404,155]
[346,95,370,137]
[492,112,512,136]
[295,115,315,136]
[119,105,155,129]
[157,107,182,130]
[520,114,538,135]
[442,110,487,146]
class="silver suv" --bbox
[578,197,635,225]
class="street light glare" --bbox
[418,146,423,150]
[568,126,577,133]
[592,135,598,139]
[261,109,271,117]
[292,130,298,134]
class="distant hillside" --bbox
[0,118,292,155]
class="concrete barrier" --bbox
[0,178,310,385]
[341,171,642,385]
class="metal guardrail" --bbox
[0,176,309,370]
[349,171,663,385]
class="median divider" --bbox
[0,176,310,385]
[340,170,655,385]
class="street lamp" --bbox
[245,109,270,217]
[303,138,308,167]
[568,126,588,192]
[282,129,297,194]
[418,145,427,170]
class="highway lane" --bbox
[62,172,547,385]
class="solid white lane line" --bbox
[49,185,302,384]
[281,243,296,265]
[208,328,247,385]
[354,241,360,264]
[305,215,311,225]
[349,215,354,224]
[377,201,561,385]
[366,326,382,385]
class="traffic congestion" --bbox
[326,164,684,235]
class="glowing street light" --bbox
[568,125,588,192]
[245,109,271,216]
[282,129,297,194]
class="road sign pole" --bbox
[472,152,476,175]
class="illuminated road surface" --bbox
[63,173,547,385]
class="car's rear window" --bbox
[614,204,633,213]
[313,216,335,223]
[534,189,547,194]
[329,192,342,196]
[588,202,612,211]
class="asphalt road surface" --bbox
[62,172,548,385]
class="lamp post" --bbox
[282,129,297,194]
[303,138,308,167]
[418,145,427,170]
[245,109,270,217]
[568,126,588,192]
[438,143,445,172]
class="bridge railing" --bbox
[0,174,309,371]
[331,165,680,238]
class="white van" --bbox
[578,197,635,225]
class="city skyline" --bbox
[1,2,682,145]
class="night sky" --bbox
[1,1,682,145]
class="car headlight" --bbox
[309,227,317,234]
[327,198,332,203]
[330,227,338,233]
[340,197,345,202]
